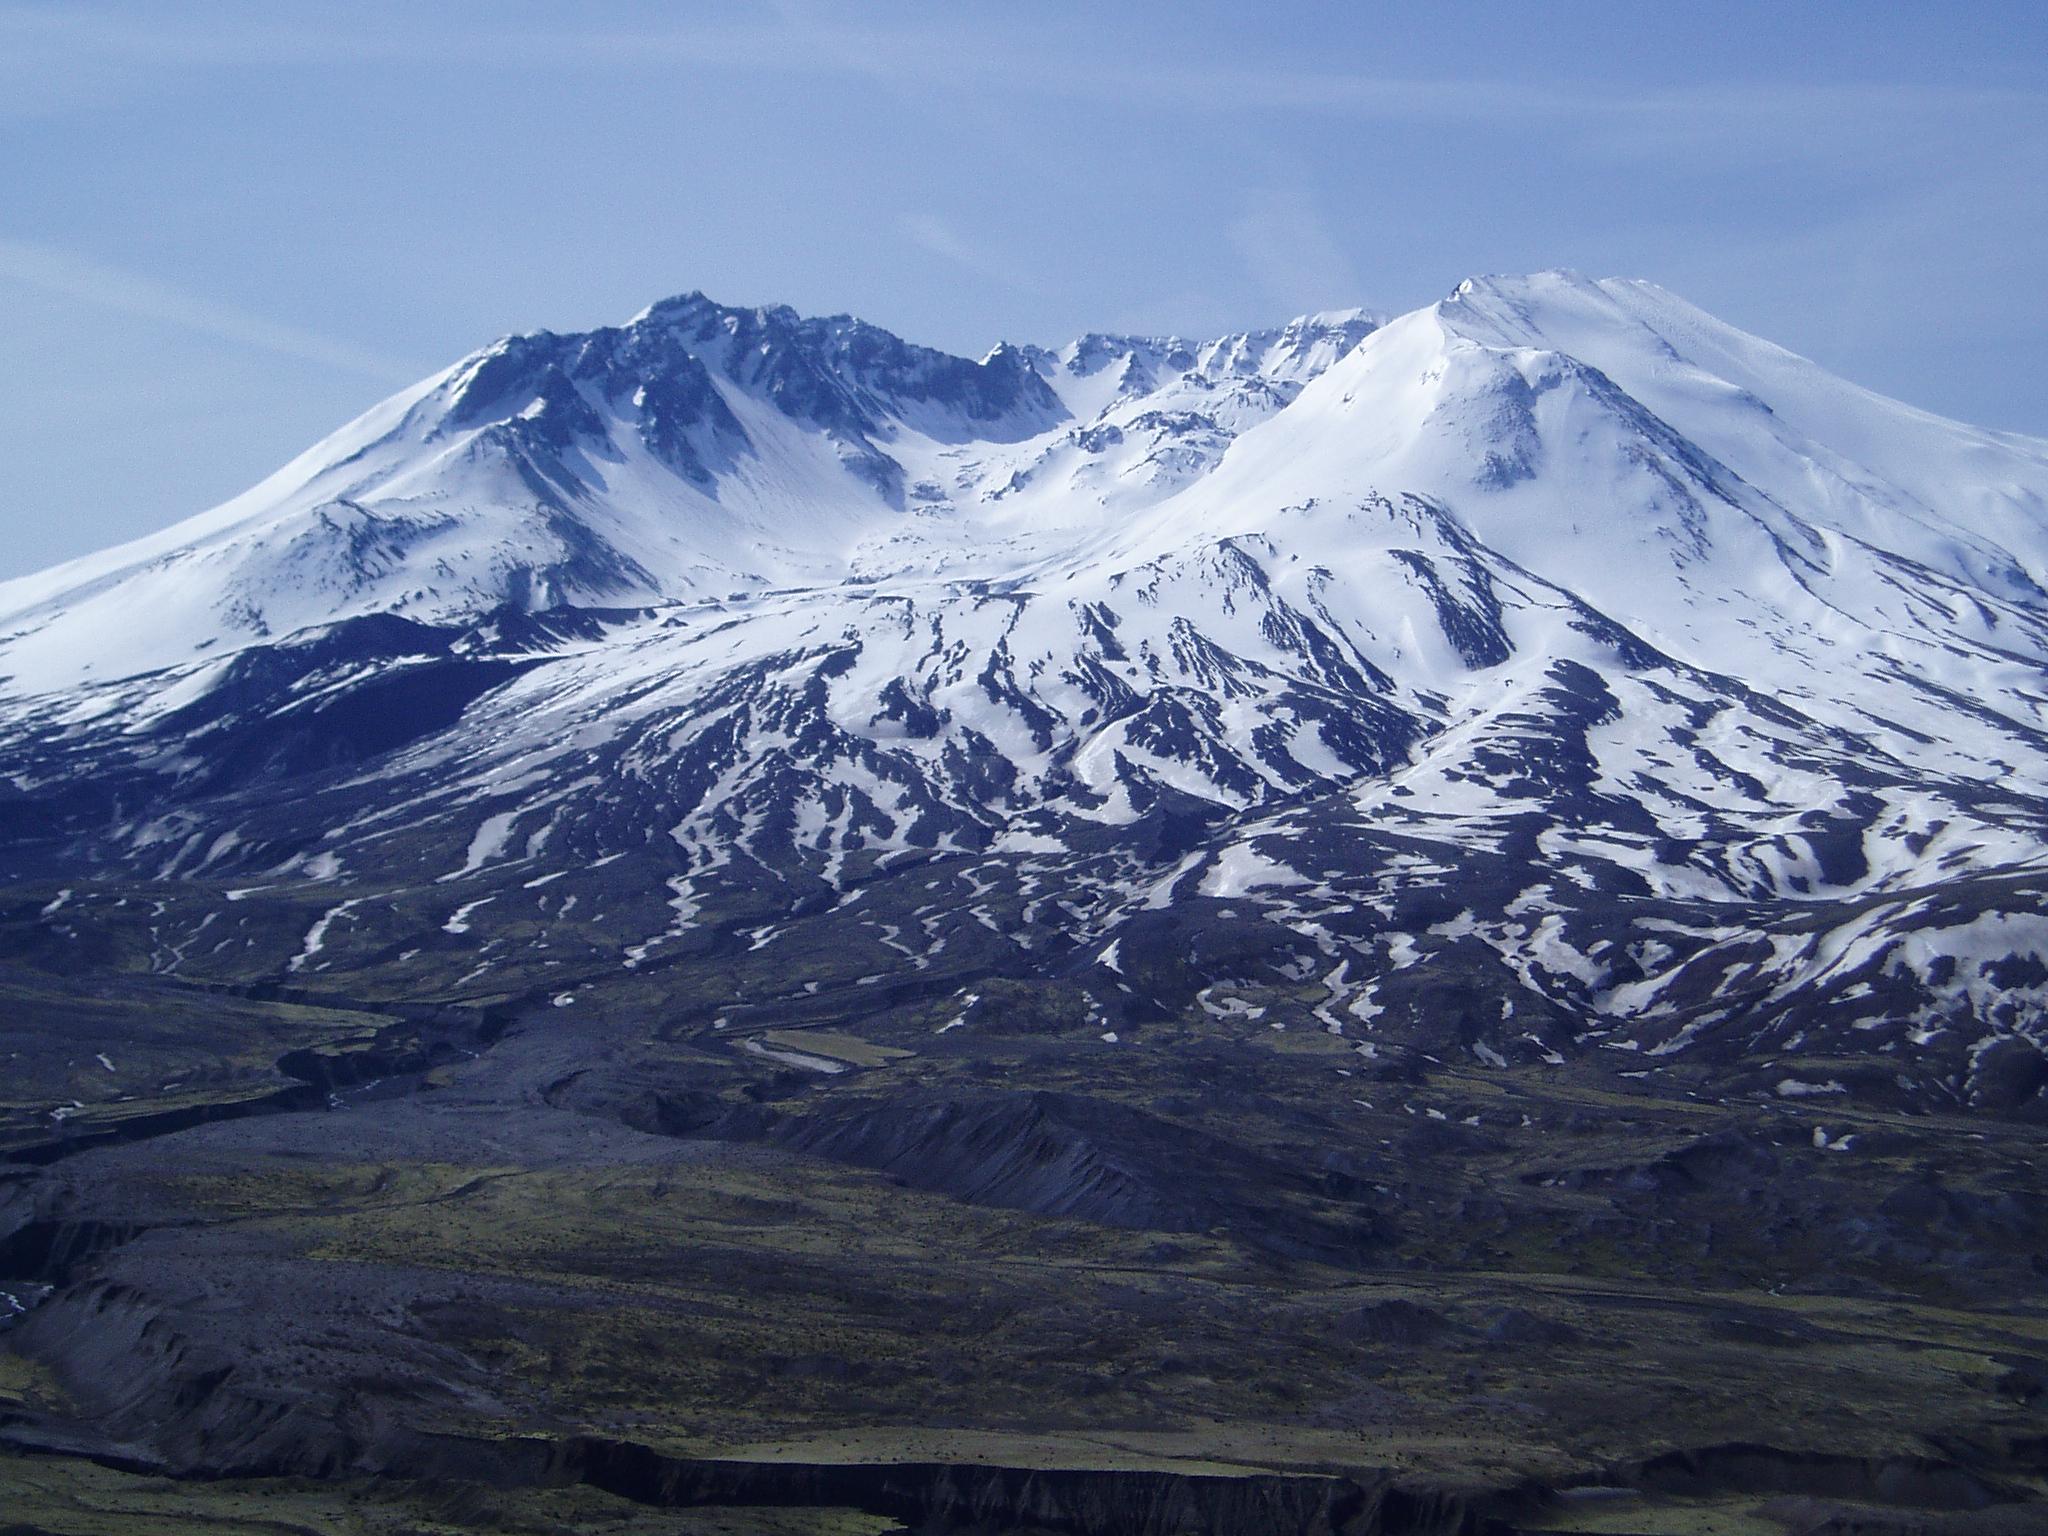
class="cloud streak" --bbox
[1228,187,1359,313]
[8,4,2040,132]
[899,213,1046,297]
[0,237,419,382]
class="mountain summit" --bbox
[4,272,2048,1119]
[0,294,1384,691]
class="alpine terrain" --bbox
[4,271,2048,1534]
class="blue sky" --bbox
[4,0,2046,577]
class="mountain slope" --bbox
[3,271,2048,1122]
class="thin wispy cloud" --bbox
[1227,187,1360,314]
[0,237,418,382]
[0,4,935,100]
[899,214,1045,297]
[900,214,976,267]
[8,4,2039,130]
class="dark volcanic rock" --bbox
[765,1089,1391,1262]
[1338,1299,1458,1346]
[1481,1308,1583,1347]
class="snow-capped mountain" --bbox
[0,295,1378,692]
[7,271,2048,1119]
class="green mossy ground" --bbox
[0,1450,901,1535]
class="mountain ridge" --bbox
[5,270,2045,697]
[4,270,2048,1122]
[0,291,1401,694]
